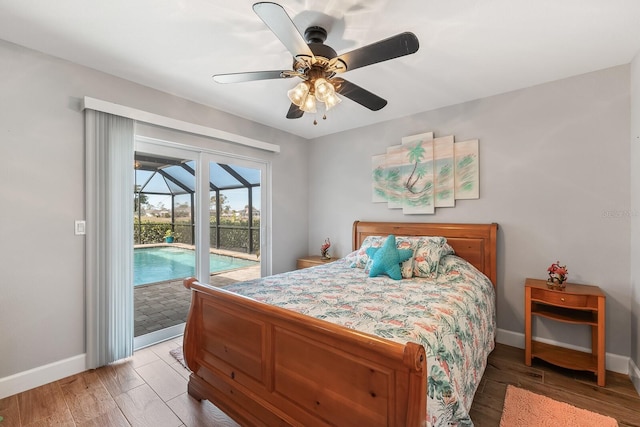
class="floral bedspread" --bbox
[223,255,496,427]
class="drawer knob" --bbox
[561,297,565,302]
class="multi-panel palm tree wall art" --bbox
[372,132,479,214]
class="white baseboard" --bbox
[496,328,526,349]
[630,358,640,395]
[0,354,86,400]
[496,328,629,375]
[0,325,185,400]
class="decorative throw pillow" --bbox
[412,236,447,279]
[366,236,420,278]
[350,236,385,268]
[441,242,455,256]
[343,250,358,264]
[393,237,420,278]
[366,235,413,280]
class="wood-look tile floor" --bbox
[1,341,638,426]
[0,336,240,427]
[471,344,640,427]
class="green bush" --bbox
[134,222,167,244]
[134,218,259,253]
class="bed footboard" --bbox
[183,278,427,427]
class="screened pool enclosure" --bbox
[134,152,261,254]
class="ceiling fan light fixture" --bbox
[323,92,341,111]
[314,78,335,102]
[300,93,317,113]
[287,81,310,107]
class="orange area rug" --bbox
[500,385,618,427]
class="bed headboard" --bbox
[352,221,499,287]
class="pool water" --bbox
[134,246,258,286]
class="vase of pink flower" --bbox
[320,238,331,259]
[546,261,568,290]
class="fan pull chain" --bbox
[311,103,329,125]
[313,104,328,125]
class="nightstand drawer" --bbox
[531,288,589,308]
[296,256,332,270]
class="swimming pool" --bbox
[134,246,258,286]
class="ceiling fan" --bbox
[213,2,419,123]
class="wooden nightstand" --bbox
[296,255,333,269]
[524,278,606,386]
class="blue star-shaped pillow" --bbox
[365,235,413,280]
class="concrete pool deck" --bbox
[134,262,260,337]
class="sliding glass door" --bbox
[133,138,268,349]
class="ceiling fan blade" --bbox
[333,78,387,111]
[334,32,419,73]
[286,103,304,119]
[213,70,294,84]
[253,2,314,60]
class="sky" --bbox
[145,187,260,212]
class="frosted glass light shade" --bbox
[287,82,310,107]
[314,78,335,102]
[323,92,342,111]
[300,93,317,113]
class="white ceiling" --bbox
[2,0,640,140]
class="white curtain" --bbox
[85,110,135,369]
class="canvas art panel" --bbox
[401,131,435,213]
[433,135,455,207]
[400,138,434,214]
[454,139,480,199]
[372,153,388,203]
[402,131,433,145]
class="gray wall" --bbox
[308,65,631,357]
[0,39,308,379]
[631,53,640,381]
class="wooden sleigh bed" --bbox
[182,221,498,427]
